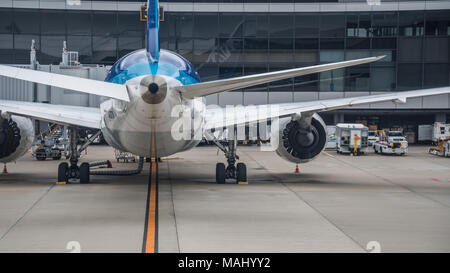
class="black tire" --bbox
[36,149,46,161]
[79,162,90,184]
[216,163,226,184]
[58,162,69,182]
[236,163,247,183]
[52,151,62,160]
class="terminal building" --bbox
[0,0,449,141]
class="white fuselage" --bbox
[99,75,205,157]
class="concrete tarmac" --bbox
[0,145,449,252]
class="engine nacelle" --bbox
[275,114,327,163]
[0,116,34,164]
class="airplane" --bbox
[1,0,450,184]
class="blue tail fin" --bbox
[146,0,160,62]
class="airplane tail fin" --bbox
[146,0,160,62]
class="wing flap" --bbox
[0,65,130,102]
[0,100,101,129]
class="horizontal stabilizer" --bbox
[176,56,384,99]
[0,100,101,129]
[0,65,130,102]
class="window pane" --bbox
[0,34,13,63]
[0,9,13,34]
[347,14,371,38]
[219,64,242,80]
[320,69,344,91]
[219,13,244,38]
[294,50,318,63]
[269,38,293,63]
[244,14,268,38]
[372,38,396,49]
[93,36,117,64]
[219,38,243,64]
[197,64,218,82]
[176,37,193,60]
[167,13,193,38]
[345,65,370,91]
[118,12,145,37]
[67,35,92,64]
[424,37,449,63]
[41,10,65,35]
[243,38,267,63]
[372,12,397,37]
[295,14,319,38]
[346,38,370,49]
[346,15,358,37]
[371,66,396,91]
[295,38,318,50]
[320,38,344,49]
[424,64,449,88]
[358,14,371,38]
[118,37,143,58]
[269,14,293,38]
[345,50,370,60]
[320,50,344,62]
[13,9,40,34]
[398,38,422,62]
[294,38,319,63]
[40,35,65,65]
[399,11,424,37]
[192,37,217,64]
[397,64,422,90]
[425,11,450,36]
[14,34,40,64]
[194,13,218,38]
[320,14,345,38]
[93,11,117,36]
[67,11,92,36]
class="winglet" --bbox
[146,0,160,62]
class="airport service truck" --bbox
[335,123,369,155]
[368,130,379,146]
[373,130,408,155]
[428,122,450,157]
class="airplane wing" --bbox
[0,100,101,129]
[204,87,450,130]
[0,65,130,102]
[176,56,384,99]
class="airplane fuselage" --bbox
[99,49,204,157]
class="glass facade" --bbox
[0,8,449,92]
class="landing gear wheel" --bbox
[236,163,247,184]
[79,163,90,184]
[216,163,226,184]
[58,162,69,182]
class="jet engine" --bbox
[275,113,327,163]
[0,115,34,164]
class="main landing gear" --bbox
[208,134,247,184]
[57,128,101,184]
